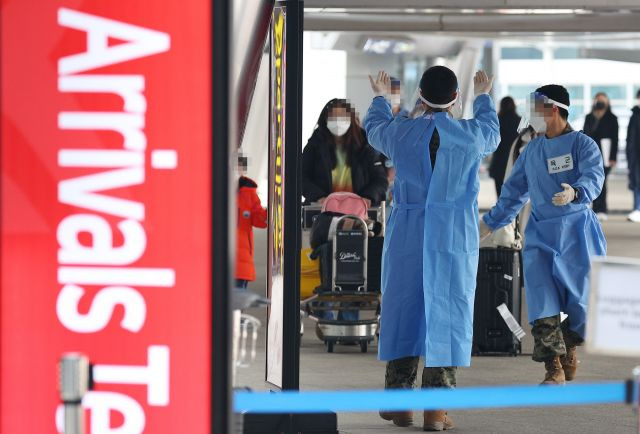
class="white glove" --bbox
[552,183,575,206]
[479,218,492,241]
[473,70,494,97]
[368,70,391,99]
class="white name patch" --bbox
[547,154,574,174]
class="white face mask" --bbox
[327,118,351,137]
[529,115,547,134]
[390,94,401,107]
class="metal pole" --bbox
[212,0,233,431]
[281,0,303,391]
[633,366,640,434]
[58,354,90,434]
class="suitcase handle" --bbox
[485,262,504,273]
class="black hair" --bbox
[593,92,612,114]
[238,153,248,169]
[499,96,517,117]
[311,98,366,168]
[535,84,570,120]
[419,66,458,107]
[637,89,640,99]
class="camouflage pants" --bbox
[531,314,584,362]
[385,357,457,389]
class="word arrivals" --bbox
[55,8,174,433]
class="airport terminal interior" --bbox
[235,2,640,433]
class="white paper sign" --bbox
[600,138,612,167]
[547,154,574,174]
[586,257,640,357]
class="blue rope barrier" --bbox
[235,382,627,413]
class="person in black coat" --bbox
[583,92,619,219]
[302,98,388,206]
[627,89,640,222]
[489,96,521,197]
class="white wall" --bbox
[302,33,347,147]
[240,53,270,203]
[346,53,400,122]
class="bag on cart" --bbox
[310,193,383,250]
[321,192,368,219]
[309,211,343,250]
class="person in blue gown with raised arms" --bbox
[364,67,499,431]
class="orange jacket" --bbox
[236,177,267,281]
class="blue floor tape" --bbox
[235,383,627,413]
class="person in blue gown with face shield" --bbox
[364,67,499,431]
[481,85,607,386]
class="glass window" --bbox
[553,47,580,59]
[565,85,584,100]
[500,47,543,60]
[612,105,630,116]
[591,85,626,100]
[507,85,536,100]
[568,104,584,124]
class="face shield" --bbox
[517,92,570,134]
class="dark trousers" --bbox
[592,167,611,213]
[494,178,503,199]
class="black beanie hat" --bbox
[419,66,458,105]
[535,84,570,108]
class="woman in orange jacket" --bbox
[236,156,268,289]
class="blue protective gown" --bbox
[483,130,607,339]
[364,95,500,367]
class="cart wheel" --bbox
[326,341,334,353]
[360,341,368,353]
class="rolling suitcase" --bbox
[472,247,522,356]
[366,237,384,293]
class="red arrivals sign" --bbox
[1,1,212,433]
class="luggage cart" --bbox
[302,215,380,353]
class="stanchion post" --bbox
[633,366,640,434]
[58,353,91,434]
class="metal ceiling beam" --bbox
[304,13,640,32]
[305,0,640,9]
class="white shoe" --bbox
[596,212,608,221]
[628,210,640,223]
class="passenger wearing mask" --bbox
[381,77,407,204]
[301,98,388,206]
[365,67,499,431]
[489,96,521,197]
[626,89,640,223]
[390,77,408,117]
[481,85,606,386]
[583,92,619,221]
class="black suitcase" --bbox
[366,237,384,293]
[472,247,522,356]
[313,237,383,293]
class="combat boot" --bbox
[423,410,454,431]
[560,346,578,381]
[541,356,566,385]
[379,410,413,427]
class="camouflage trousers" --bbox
[385,357,457,389]
[531,314,584,362]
